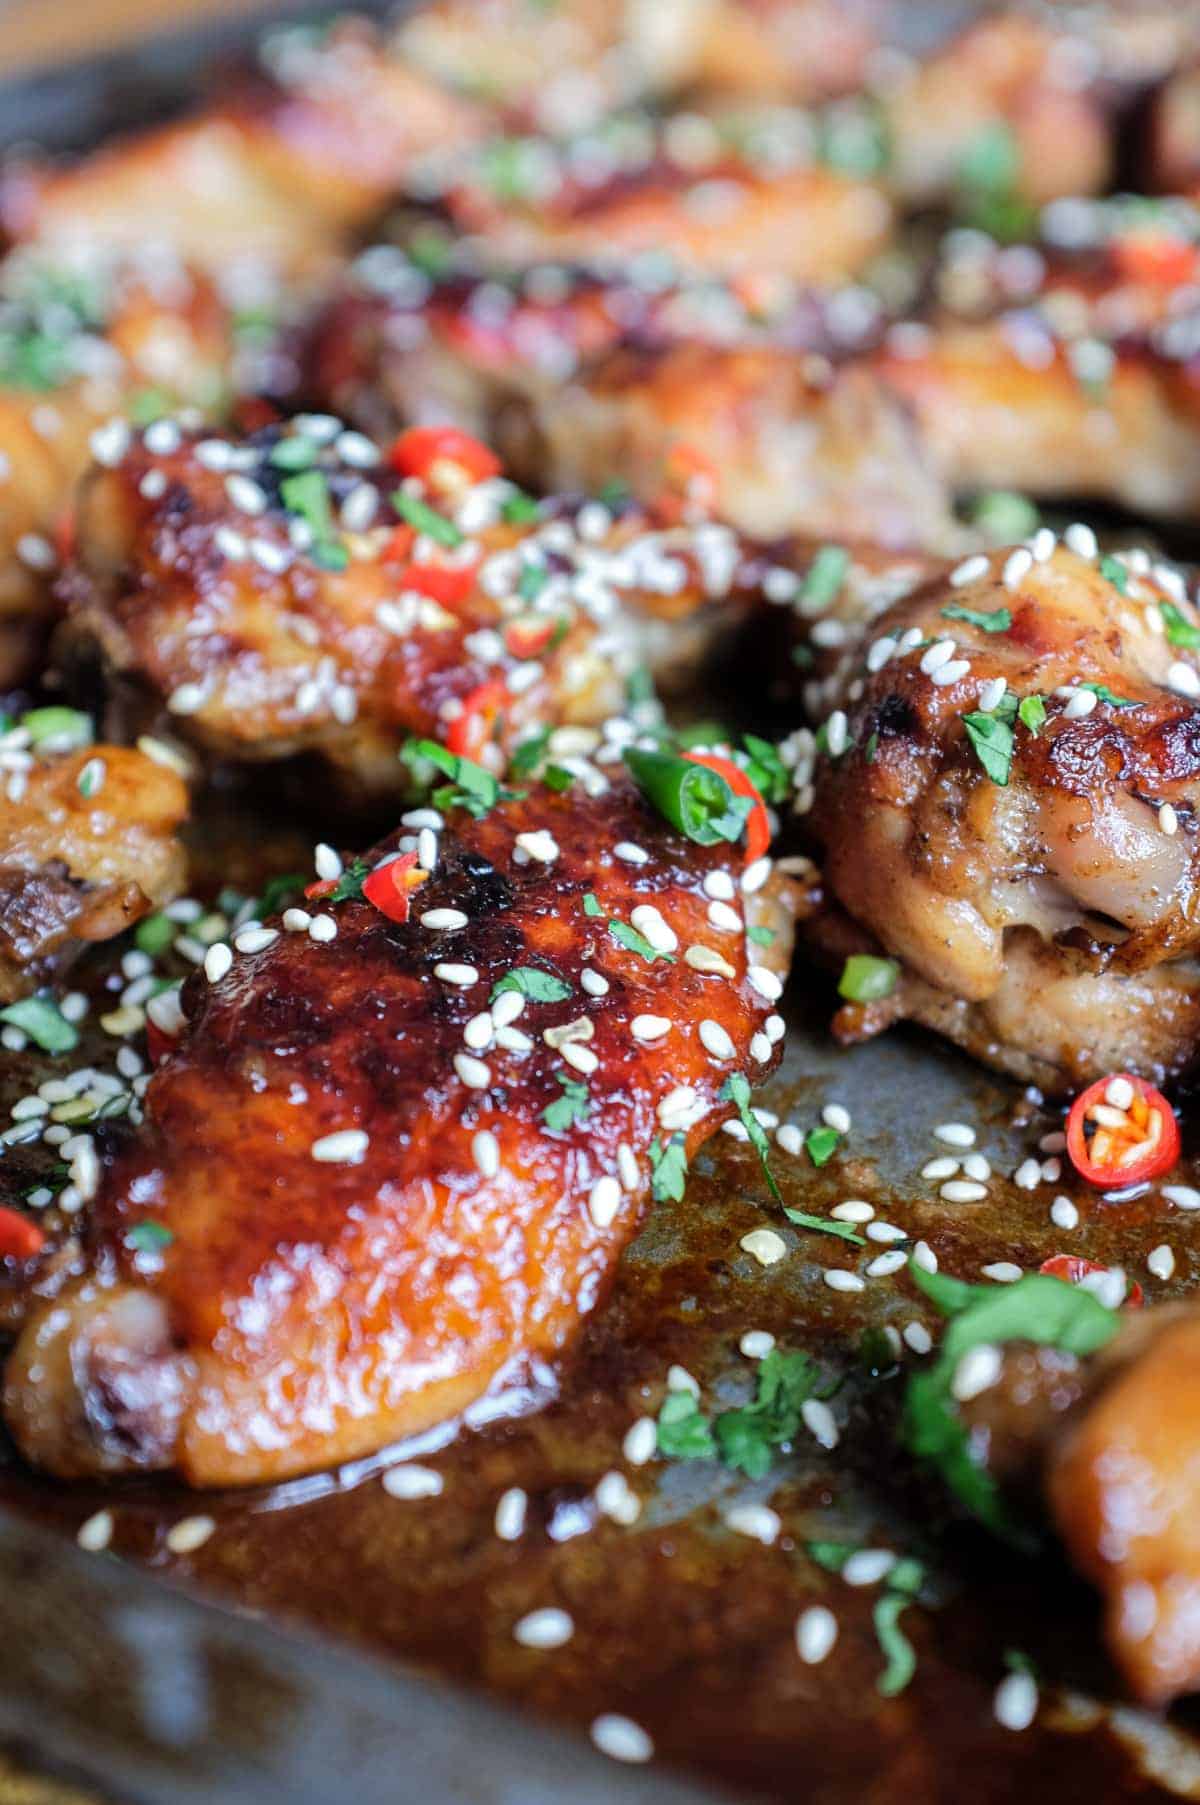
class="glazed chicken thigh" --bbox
[3,780,797,1486]
[800,534,1200,1090]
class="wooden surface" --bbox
[0,0,280,71]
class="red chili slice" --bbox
[381,524,416,564]
[389,426,501,491]
[362,850,427,924]
[1113,233,1200,288]
[446,678,509,761]
[1065,1074,1181,1188]
[1039,1254,1144,1310]
[504,616,558,659]
[682,752,771,865]
[0,1207,45,1261]
[305,876,338,901]
[404,559,480,609]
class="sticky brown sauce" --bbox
[2,787,1200,1803]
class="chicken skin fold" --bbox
[3,780,798,1486]
[60,415,766,803]
[798,535,1200,1091]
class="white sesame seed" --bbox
[994,1671,1038,1733]
[685,944,736,977]
[961,1153,991,1181]
[472,1129,500,1179]
[843,1549,895,1587]
[283,908,312,932]
[796,1606,838,1665]
[933,1122,975,1147]
[516,830,559,863]
[741,1228,787,1266]
[922,1156,959,1180]
[309,914,337,943]
[165,1515,216,1555]
[739,1330,776,1359]
[1013,1157,1042,1190]
[982,1262,1023,1283]
[589,1175,622,1228]
[832,1200,874,1223]
[1164,1184,1200,1211]
[867,1250,908,1277]
[941,1180,987,1203]
[90,419,131,467]
[623,1417,658,1466]
[748,966,783,1002]
[421,908,469,930]
[1031,528,1057,563]
[823,1269,865,1293]
[699,1019,736,1060]
[77,1509,115,1553]
[614,841,649,865]
[491,990,525,1028]
[454,1052,492,1089]
[951,1343,1003,1401]
[630,1014,671,1043]
[775,1123,803,1156]
[617,1143,639,1190]
[168,682,208,716]
[920,638,956,675]
[750,1033,772,1063]
[1003,548,1034,589]
[311,1129,368,1164]
[595,1469,641,1525]
[978,677,1007,713]
[912,1241,937,1273]
[1159,803,1179,836]
[435,962,479,986]
[630,904,677,954]
[1148,1243,1176,1281]
[1063,687,1097,719]
[703,870,736,901]
[801,1398,839,1448]
[822,1104,851,1134]
[590,1715,654,1765]
[382,1464,443,1500]
[1065,523,1098,560]
[495,1487,528,1540]
[931,658,970,686]
[1050,1195,1079,1229]
[950,555,989,587]
[314,843,343,881]
[667,1364,700,1396]
[1168,660,1200,698]
[580,966,609,998]
[657,1085,700,1130]
[233,926,278,954]
[563,1043,598,1074]
[724,1503,780,1544]
[204,943,232,983]
[514,1608,574,1649]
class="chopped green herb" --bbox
[583,892,603,918]
[510,727,551,776]
[609,918,675,964]
[720,1071,780,1203]
[941,603,1012,634]
[657,1350,832,1478]
[269,435,320,472]
[805,1126,842,1168]
[874,1558,925,1697]
[329,859,370,903]
[501,489,540,525]
[903,1262,1120,1546]
[649,1134,688,1203]
[135,914,175,957]
[255,872,308,918]
[0,995,78,1054]
[127,387,174,426]
[859,1325,899,1374]
[747,925,775,947]
[656,1387,717,1460]
[784,1208,866,1246]
[517,561,547,603]
[963,708,1014,785]
[1162,601,1200,649]
[281,469,347,571]
[800,545,849,612]
[1099,554,1129,594]
[623,746,751,847]
[806,1540,859,1574]
[21,706,93,750]
[541,1072,591,1132]
[740,734,790,805]
[400,737,522,819]
[1018,694,1046,736]
[838,954,899,1003]
[1079,681,1136,709]
[864,731,879,764]
[489,967,572,1005]
[598,478,631,511]
[393,489,463,550]
[126,1221,174,1255]
[624,666,657,707]
[542,764,574,792]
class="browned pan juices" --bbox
[2,798,1199,1802]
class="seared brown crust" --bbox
[61,417,770,800]
[3,781,796,1485]
[0,744,187,1000]
[801,542,1200,1089]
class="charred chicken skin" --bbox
[799,535,1200,1091]
[308,251,960,553]
[60,416,766,802]
[0,721,187,1001]
[3,780,797,1486]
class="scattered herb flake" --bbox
[963,709,1014,785]
[1018,694,1046,736]
[1098,554,1129,594]
[941,603,1012,634]
[1162,601,1200,649]
[126,1221,174,1255]
[541,1071,591,1132]
[392,490,463,550]
[720,1071,781,1202]
[490,967,572,1005]
[649,1134,688,1203]
[784,1208,866,1246]
[805,1126,842,1168]
[1079,681,1136,709]
[329,858,370,903]
[0,995,78,1054]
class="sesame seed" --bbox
[776,1123,803,1155]
[832,1200,874,1223]
[912,1240,937,1272]
[750,1032,772,1062]
[739,1330,776,1359]
[283,908,311,932]
[742,857,771,895]
[204,943,232,983]
[1031,528,1057,563]
[741,1228,787,1266]
[920,638,956,675]
[495,1487,528,1540]
[1050,1195,1079,1229]
[748,966,783,1002]
[472,1129,500,1178]
[940,1180,987,1203]
[1063,687,1097,719]
[1065,523,1097,560]
[590,1715,653,1765]
[309,914,337,943]
[623,1417,658,1466]
[516,830,559,863]
[90,419,131,466]
[666,1364,700,1396]
[950,554,989,587]
[903,1321,932,1354]
[978,677,1007,713]
[233,926,278,954]
[685,944,736,977]
[382,1465,443,1500]
[630,904,677,953]
[1013,1157,1042,1190]
[514,1608,573,1649]
[614,841,649,864]
[311,1129,368,1164]
[994,1671,1038,1733]
[1003,547,1033,589]
[165,1515,216,1555]
[1163,1184,1200,1211]
[962,1153,991,1181]
[630,1015,671,1042]
[699,1019,736,1060]
[867,1250,908,1278]
[421,908,469,930]
[931,659,970,686]
[77,1509,115,1552]
[491,990,525,1027]
[454,1052,492,1089]
[314,843,342,881]
[402,808,444,830]
[595,1470,641,1525]
[825,711,848,757]
[724,1503,780,1544]
[922,1156,959,1180]
[581,967,609,997]
[1148,1243,1176,1280]
[1159,803,1179,836]
[589,1175,622,1228]
[226,473,268,515]
[563,1043,598,1074]
[951,1343,1003,1401]
[933,1122,975,1147]
[796,1606,838,1665]
[1167,660,1200,698]
[168,682,208,716]
[617,1142,639,1190]
[822,1103,851,1134]
[981,1262,1023,1283]
[435,962,479,986]
[823,1269,865,1293]
[801,1398,839,1448]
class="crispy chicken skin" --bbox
[396,107,894,288]
[3,782,797,1485]
[60,416,769,800]
[801,539,1200,1091]
[308,255,960,553]
[0,21,483,283]
[0,246,234,683]
[0,741,187,1001]
[872,197,1200,521]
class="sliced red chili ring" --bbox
[1039,1254,1144,1310]
[403,559,480,608]
[504,616,559,659]
[388,426,501,491]
[0,1207,45,1261]
[362,850,427,924]
[446,678,509,761]
[381,524,416,564]
[1065,1074,1181,1188]
[681,752,771,865]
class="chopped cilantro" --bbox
[720,1072,780,1202]
[510,727,551,776]
[1079,681,1136,708]
[598,478,631,511]
[329,858,370,903]
[609,918,675,963]
[804,1126,842,1168]
[126,1221,174,1255]
[280,469,347,571]
[784,1208,865,1246]
[1162,601,1200,649]
[656,1388,717,1460]
[806,1539,858,1573]
[649,1134,688,1203]
[393,489,463,550]
[0,995,78,1054]
[874,1558,925,1697]
[1018,694,1046,736]
[740,734,790,805]
[400,738,523,818]
[747,925,775,947]
[941,603,1011,634]
[541,1071,591,1131]
[134,913,175,957]
[656,1350,833,1479]
[542,764,573,792]
[963,708,1014,785]
[1098,554,1129,594]
[800,545,849,612]
[501,489,540,525]
[583,892,603,918]
[490,967,572,1005]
